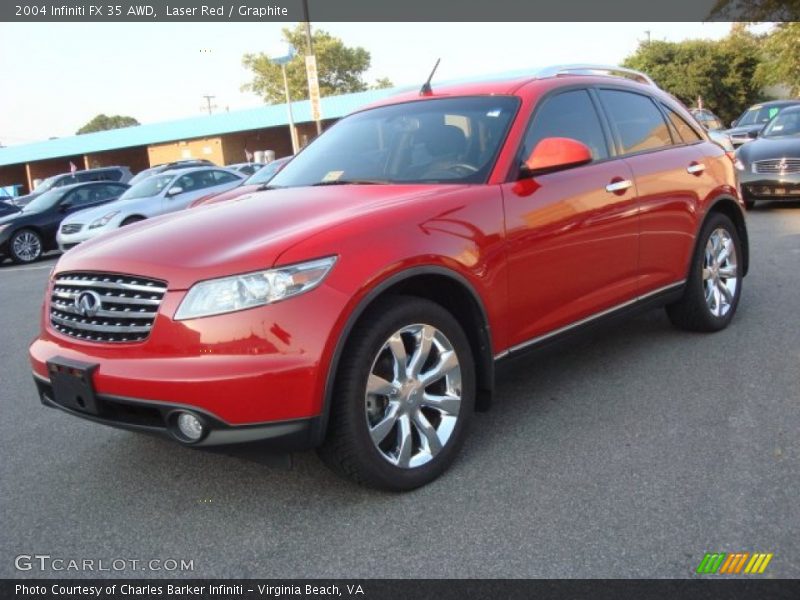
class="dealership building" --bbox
[0,87,399,195]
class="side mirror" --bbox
[730,120,738,128]
[59,202,73,212]
[521,137,593,177]
[166,186,183,197]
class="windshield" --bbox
[762,109,800,138]
[118,174,173,200]
[127,168,160,186]
[269,96,519,188]
[33,175,62,193]
[246,160,288,185]
[22,188,65,212]
[737,104,788,127]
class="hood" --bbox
[725,124,764,139]
[55,184,448,289]
[0,207,41,226]
[61,201,125,225]
[190,184,260,208]
[738,136,800,163]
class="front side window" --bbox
[599,90,673,154]
[269,96,518,187]
[213,170,240,184]
[119,174,173,200]
[521,89,610,161]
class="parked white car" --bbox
[57,167,244,252]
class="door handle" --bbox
[605,179,633,194]
[687,162,706,175]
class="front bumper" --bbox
[739,173,800,200]
[33,373,317,448]
[30,280,349,428]
[56,225,105,252]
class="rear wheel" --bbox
[666,212,742,332]
[319,296,475,491]
[9,229,43,264]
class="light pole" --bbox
[270,45,299,154]
[301,0,323,137]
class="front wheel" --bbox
[10,229,43,264]
[319,296,475,491]
[666,213,743,332]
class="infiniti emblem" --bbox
[74,290,102,317]
[779,159,787,173]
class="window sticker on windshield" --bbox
[486,109,502,118]
[768,108,780,119]
[772,124,784,131]
[321,171,344,182]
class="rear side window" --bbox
[665,107,703,143]
[522,90,609,161]
[599,90,673,154]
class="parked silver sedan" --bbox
[56,167,244,251]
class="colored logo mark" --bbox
[696,552,773,574]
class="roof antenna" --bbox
[420,58,441,96]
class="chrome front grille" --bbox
[50,272,167,343]
[753,158,800,175]
[60,223,83,234]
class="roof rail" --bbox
[535,64,657,87]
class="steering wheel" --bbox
[422,163,479,179]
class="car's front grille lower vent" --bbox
[50,272,167,343]
[753,159,800,175]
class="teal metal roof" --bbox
[0,87,402,167]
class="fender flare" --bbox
[309,265,495,445]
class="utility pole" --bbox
[201,95,217,115]
[302,0,323,136]
[644,30,651,45]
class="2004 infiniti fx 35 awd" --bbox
[30,65,749,490]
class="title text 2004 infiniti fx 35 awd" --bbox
[30,66,749,490]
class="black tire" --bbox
[666,212,743,332]
[318,295,476,491]
[9,228,43,264]
[121,216,145,227]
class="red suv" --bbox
[30,66,748,490]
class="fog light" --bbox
[176,412,204,442]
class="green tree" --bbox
[756,23,800,96]
[77,114,139,135]
[242,25,390,104]
[372,77,394,90]
[622,27,763,124]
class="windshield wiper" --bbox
[310,179,389,186]
[256,184,285,191]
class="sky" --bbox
[0,21,742,146]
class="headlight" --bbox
[174,256,337,320]
[734,157,746,171]
[88,211,120,229]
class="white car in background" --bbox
[57,166,244,252]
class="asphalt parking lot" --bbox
[1,205,798,579]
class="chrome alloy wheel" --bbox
[12,231,41,262]
[703,227,738,318]
[365,324,462,469]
